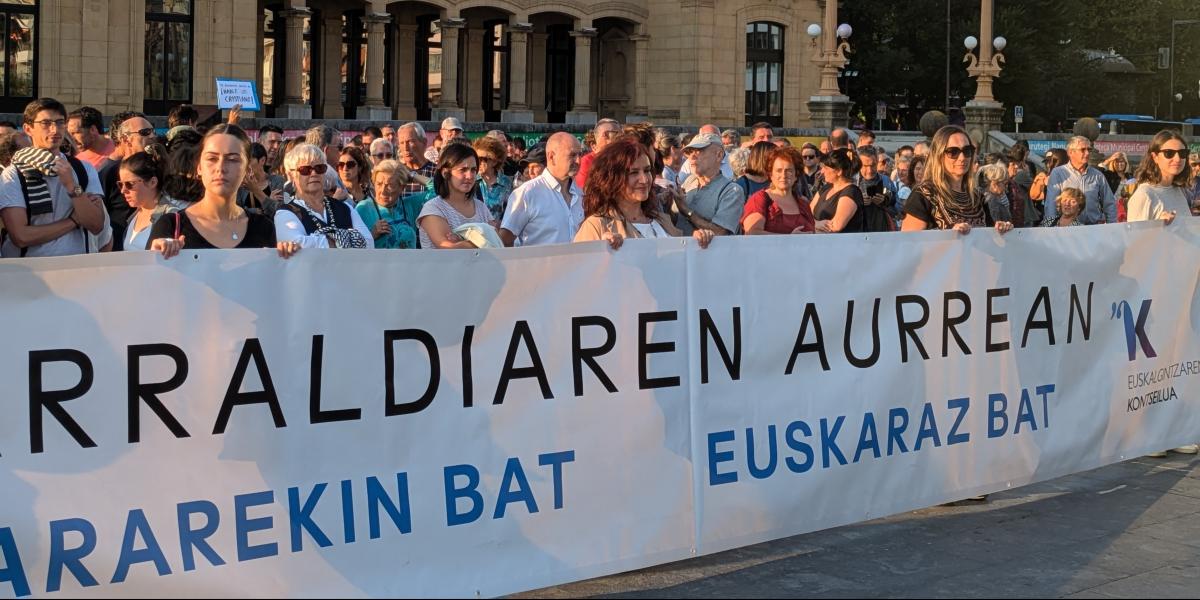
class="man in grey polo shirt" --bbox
[1042,136,1117,225]
[673,133,745,236]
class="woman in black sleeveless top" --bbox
[901,125,1013,236]
[810,148,864,233]
[148,125,295,258]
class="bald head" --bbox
[546,132,582,181]
[699,124,720,136]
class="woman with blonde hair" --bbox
[901,125,1013,235]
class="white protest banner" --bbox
[0,222,1198,597]
[215,78,260,111]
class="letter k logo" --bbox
[1111,300,1157,361]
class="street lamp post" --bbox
[962,0,1007,150]
[1170,19,1200,121]
[805,0,852,129]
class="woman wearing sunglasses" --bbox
[117,143,188,251]
[1126,131,1192,225]
[336,146,372,204]
[901,125,1013,235]
[149,124,295,258]
[275,143,373,249]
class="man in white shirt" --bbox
[0,98,108,257]
[500,132,583,247]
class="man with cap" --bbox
[678,124,734,187]
[426,117,464,164]
[516,144,547,187]
[500,132,583,247]
[672,133,745,236]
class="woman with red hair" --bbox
[574,138,713,250]
[740,146,815,234]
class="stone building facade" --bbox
[15,0,826,127]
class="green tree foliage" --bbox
[837,0,1200,130]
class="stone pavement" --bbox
[519,453,1200,598]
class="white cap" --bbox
[440,117,464,131]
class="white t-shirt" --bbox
[0,155,105,257]
[500,170,584,247]
[631,220,669,239]
[1126,183,1191,223]
[418,195,492,249]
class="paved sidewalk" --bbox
[520,454,1200,598]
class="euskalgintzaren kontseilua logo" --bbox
[1112,300,1157,362]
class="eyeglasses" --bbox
[371,153,390,159]
[802,154,817,160]
[943,146,976,160]
[117,179,144,191]
[295,164,329,176]
[336,160,357,170]
[1156,149,1191,160]
[31,119,66,129]
[1071,147,1093,154]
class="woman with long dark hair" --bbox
[417,142,494,249]
[117,143,188,251]
[1127,130,1192,224]
[901,125,1013,235]
[810,148,863,233]
[148,124,297,258]
[574,138,713,249]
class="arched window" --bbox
[745,21,783,127]
[145,0,193,115]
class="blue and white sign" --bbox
[215,78,261,111]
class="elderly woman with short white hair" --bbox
[275,143,374,249]
[356,159,417,249]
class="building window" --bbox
[482,21,508,122]
[0,0,37,112]
[145,0,193,115]
[745,21,783,127]
[415,16,441,120]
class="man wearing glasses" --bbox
[0,98,107,257]
[98,111,156,248]
[1042,136,1117,226]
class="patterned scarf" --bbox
[917,182,989,230]
[11,147,59,217]
[295,197,368,249]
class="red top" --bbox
[574,152,597,189]
[741,189,815,234]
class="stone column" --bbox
[464,26,486,122]
[278,7,312,119]
[433,17,466,121]
[628,31,650,123]
[502,22,534,123]
[319,11,344,119]
[566,27,597,125]
[393,23,418,120]
[528,32,548,122]
[357,13,392,120]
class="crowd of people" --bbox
[0,98,1197,262]
[0,98,1196,461]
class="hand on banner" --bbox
[1161,210,1178,225]
[692,229,714,249]
[151,235,185,259]
[994,221,1014,235]
[276,240,301,259]
[601,231,624,250]
[952,222,972,235]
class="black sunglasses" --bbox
[1156,149,1191,160]
[296,164,329,176]
[943,146,976,160]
